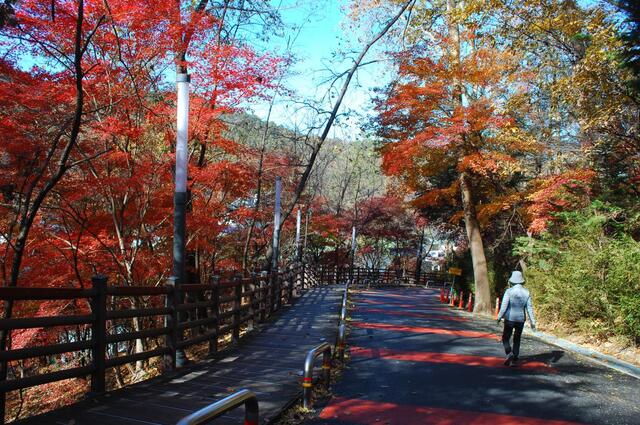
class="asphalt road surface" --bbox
[310,287,639,425]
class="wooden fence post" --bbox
[248,273,257,331]
[164,277,178,372]
[295,264,302,297]
[268,272,275,316]
[301,263,306,289]
[287,265,294,303]
[260,271,268,322]
[90,275,107,395]
[233,276,241,344]
[209,275,220,355]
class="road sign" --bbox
[448,267,462,276]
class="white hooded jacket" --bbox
[497,284,536,325]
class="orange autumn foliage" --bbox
[377,33,540,228]
[526,169,596,235]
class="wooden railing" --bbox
[0,264,311,423]
[315,266,450,287]
[0,263,448,422]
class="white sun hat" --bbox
[508,271,525,284]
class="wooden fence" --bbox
[0,264,309,423]
[0,263,449,423]
[316,266,450,287]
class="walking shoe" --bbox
[510,358,518,367]
[504,353,514,366]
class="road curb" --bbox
[525,329,640,380]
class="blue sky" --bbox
[249,0,390,140]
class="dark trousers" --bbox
[502,320,525,359]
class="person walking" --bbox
[497,271,536,366]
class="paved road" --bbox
[311,287,640,425]
[15,286,343,425]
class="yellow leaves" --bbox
[447,0,502,24]
[493,125,543,154]
[536,14,582,37]
[551,19,632,135]
[524,0,599,40]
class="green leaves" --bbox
[516,202,640,342]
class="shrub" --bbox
[515,202,640,343]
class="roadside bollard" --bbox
[322,354,331,383]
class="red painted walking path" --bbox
[319,398,582,425]
[355,308,470,322]
[308,288,640,425]
[349,347,553,371]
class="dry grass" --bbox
[539,320,640,367]
[5,376,88,423]
[272,329,351,424]
[272,365,345,425]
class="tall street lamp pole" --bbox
[295,207,302,262]
[271,177,282,308]
[350,226,357,282]
[173,73,190,282]
[173,72,190,366]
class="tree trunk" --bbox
[131,307,145,374]
[459,172,491,314]
[415,227,427,282]
[0,3,92,418]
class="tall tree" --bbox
[260,0,415,271]
[376,21,539,313]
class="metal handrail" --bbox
[302,342,332,409]
[339,280,349,321]
[335,280,349,362]
[176,389,258,425]
[340,294,347,322]
[336,322,346,362]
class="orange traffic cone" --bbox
[493,297,500,319]
[458,292,464,309]
[440,288,444,303]
[466,293,473,312]
[449,292,455,307]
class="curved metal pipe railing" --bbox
[302,342,332,409]
[340,289,348,322]
[336,322,346,362]
[176,389,258,425]
[335,280,349,359]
